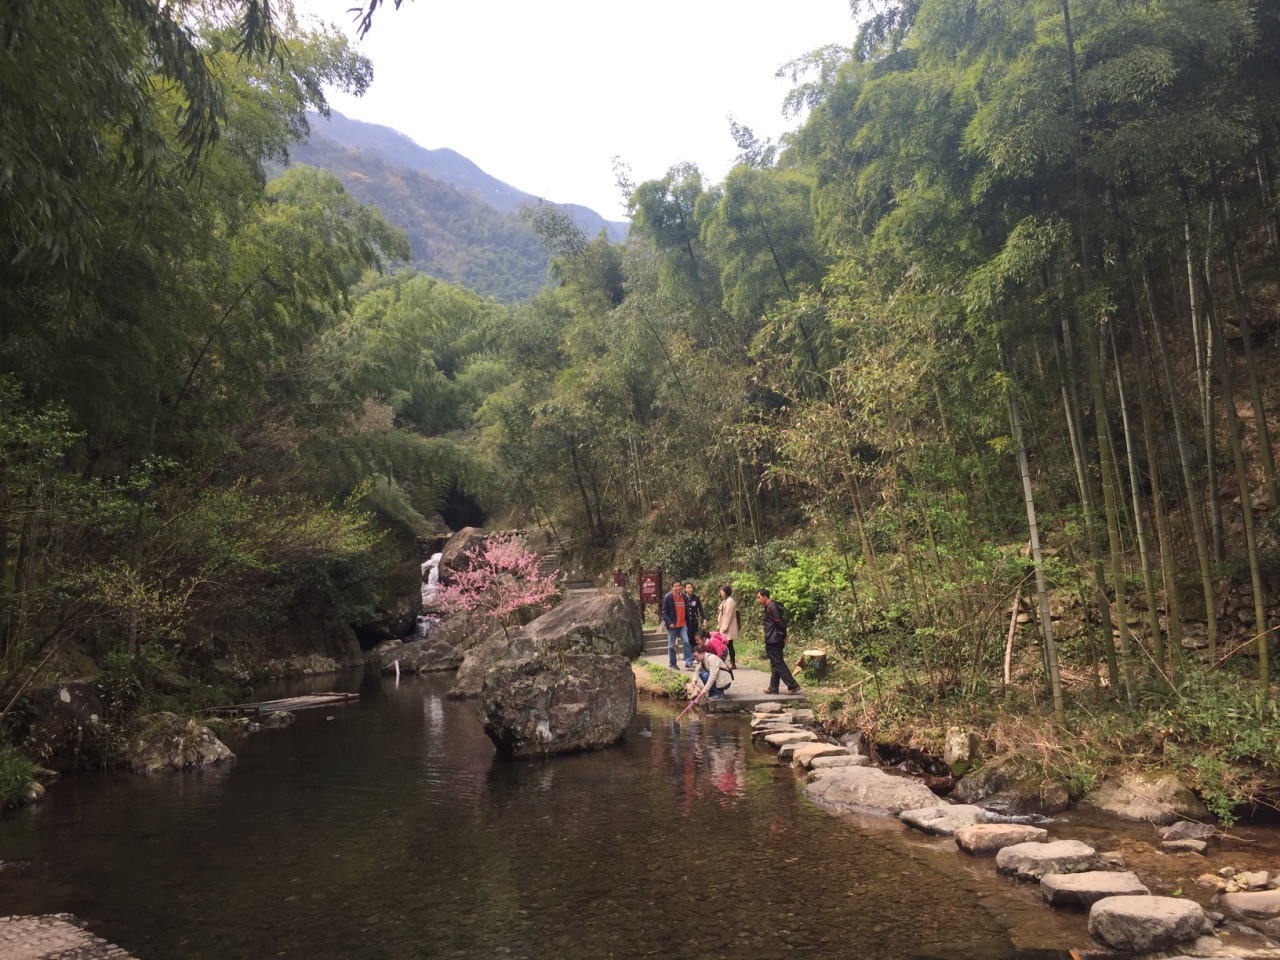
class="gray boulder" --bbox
[480,653,635,759]
[804,766,940,817]
[944,728,981,776]
[953,823,1048,855]
[451,590,641,699]
[1219,889,1280,921]
[381,638,450,673]
[437,526,489,582]
[899,804,988,837]
[126,715,234,774]
[1159,820,1216,841]
[952,750,1063,816]
[996,839,1096,881]
[1041,871,1150,907]
[1088,895,1207,952]
[766,730,818,748]
[1080,773,1208,825]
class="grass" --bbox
[634,661,691,700]
[0,746,37,806]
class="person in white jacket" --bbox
[691,647,732,700]
[715,583,739,669]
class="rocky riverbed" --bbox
[751,703,1280,958]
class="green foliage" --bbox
[768,549,850,626]
[643,533,713,583]
[0,747,37,806]
[642,662,691,700]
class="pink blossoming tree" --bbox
[434,533,561,636]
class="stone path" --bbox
[0,915,137,960]
[747,707,1271,957]
[640,652,804,710]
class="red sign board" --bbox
[639,568,662,604]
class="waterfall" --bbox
[417,552,444,636]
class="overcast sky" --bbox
[295,0,856,221]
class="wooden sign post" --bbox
[639,567,662,620]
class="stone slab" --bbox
[804,766,939,817]
[953,823,1048,856]
[764,730,817,747]
[1163,839,1208,854]
[809,754,869,770]
[1088,895,1207,953]
[1040,871,1150,907]
[1159,820,1216,841]
[899,804,988,837]
[996,839,1096,881]
[790,743,852,769]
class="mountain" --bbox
[288,135,553,302]
[305,111,629,244]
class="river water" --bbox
[0,672,1086,960]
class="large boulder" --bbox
[126,715,234,774]
[480,653,635,758]
[1080,773,1209,825]
[451,589,642,699]
[380,637,464,673]
[437,526,490,582]
[804,766,940,817]
[951,750,1063,815]
[379,613,484,674]
[17,682,106,770]
[1088,895,1207,952]
[1219,889,1280,923]
[996,839,1096,881]
[944,729,982,777]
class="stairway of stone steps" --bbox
[640,628,668,657]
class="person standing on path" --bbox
[683,582,704,645]
[662,579,693,669]
[757,589,800,695]
[716,583,739,669]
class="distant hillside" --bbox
[306,111,629,243]
[287,136,551,302]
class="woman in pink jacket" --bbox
[715,583,739,670]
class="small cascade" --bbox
[416,552,444,636]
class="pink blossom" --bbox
[434,534,561,635]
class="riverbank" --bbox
[747,703,1280,958]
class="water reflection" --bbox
[0,672,1072,960]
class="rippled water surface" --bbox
[0,672,1079,959]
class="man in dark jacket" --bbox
[661,580,693,669]
[757,589,800,695]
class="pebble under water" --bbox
[0,672,1083,959]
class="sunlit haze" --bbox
[294,0,856,221]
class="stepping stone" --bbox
[899,804,988,837]
[790,709,815,722]
[1041,871,1150,907]
[953,823,1048,856]
[754,703,783,714]
[1159,820,1215,841]
[996,839,1096,881]
[790,743,851,768]
[1089,895,1207,953]
[809,754,868,769]
[804,765,938,817]
[1220,889,1280,921]
[753,725,801,740]
[1162,839,1208,854]
[751,716,794,729]
[778,742,805,761]
[764,730,817,748]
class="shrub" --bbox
[0,747,36,806]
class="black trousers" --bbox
[765,642,799,692]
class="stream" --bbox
[1,670,1257,960]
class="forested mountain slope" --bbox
[288,135,551,301]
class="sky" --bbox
[294,0,856,221]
